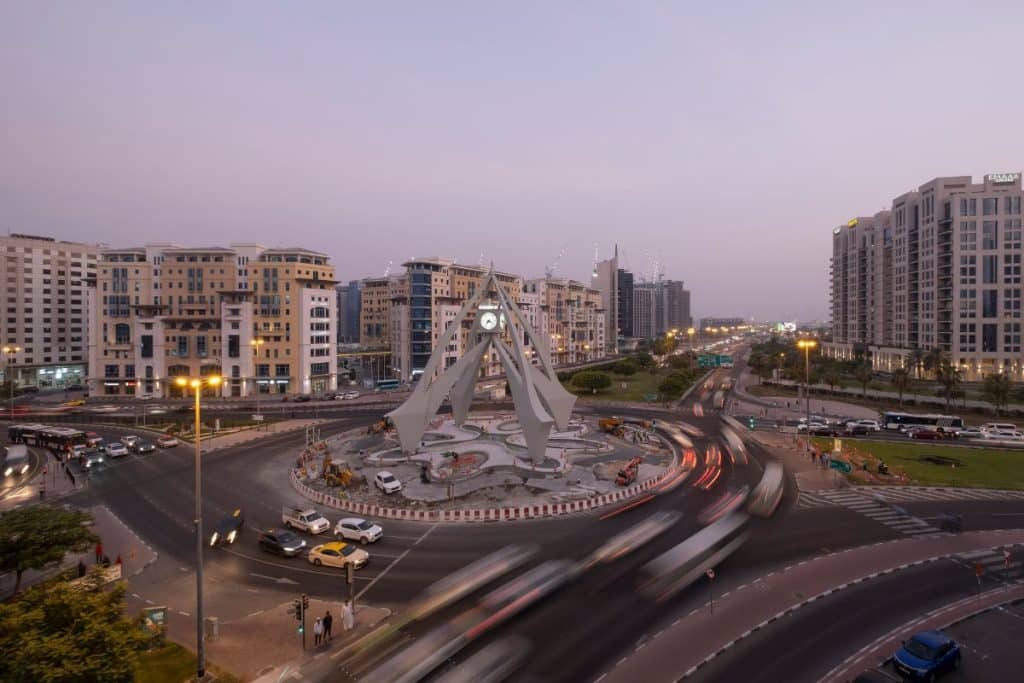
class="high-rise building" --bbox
[359,275,405,349]
[616,268,634,338]
[633,285,657,339]
[591,246,619,353]
[827,173,1024,380]
[335,280,362,344]
[658,279,692,334]
[87,243,337,397]
[0,233,99,388]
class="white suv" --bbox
[374,471,402,494]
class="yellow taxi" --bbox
[62,399,87,407]
[308,541,368,569]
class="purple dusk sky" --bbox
[3,1,1024,321]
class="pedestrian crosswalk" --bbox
[810,489,945,537]
[797,486,1024,509]
[953,546,1024,584]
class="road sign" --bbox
[829,459,853,473]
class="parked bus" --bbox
[880,412,965,432]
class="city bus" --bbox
[880,412,965,432]
[7,424,86,453]
[375,379,401,391]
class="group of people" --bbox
[312,599,355,647]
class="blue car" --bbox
[892,631,961,681]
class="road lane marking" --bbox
[357,523,438,601]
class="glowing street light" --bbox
[796,339,818,443]
[3,345,21,421]
[174,374,222,681]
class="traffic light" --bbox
[292,598,301,621]
[302,594,309,610]
[748,417,756,429]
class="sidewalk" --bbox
[208,598,388,682]
[601,529,1024,683]
[742,428,842,492]
[0,504,157,596]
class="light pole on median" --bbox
[3,345,21,421]
[250,338,264,426]
[796,339,818,451]
[175,374,222,682]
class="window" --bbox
[959,255,976,284]
[1004,254,1021,284]
[1005,289,1021,319]
[983,221,998,249]
[960,198,977,216]
[982,290,998,317]
[178,337,189,357]
[228,334,240,358]
[125,365,135,379]
[983,197,999,216]
[275,364,290,377]
[1005,323,1021,353]
[959,289,976,319]
[140,335,153,358]
[1005,219,1022,249]
[104,364,119,378]
[958,323,976,352]
[982,323,998,352]
[1006,196,1022,215]
[310,362,330,375]
[959,221,976,250]
[983,255,998,283]
[256,364,270,377]
[197,335,207,357]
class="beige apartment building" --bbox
[0,233,99,388]
[88,244,337,397]
[827,173,1024,381]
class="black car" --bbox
[210,509,244,546]
[845,424,869,436]
[132,440,156,454]
[258,529,306,557]
[293,395,312,403]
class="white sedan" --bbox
[105,442,129,458]
[334,517,383,544]
[374,471,402,494]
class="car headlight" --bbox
[227,530,236,543]
[5,466,13,476]
[21,464,29,474]
[210,532,218,546]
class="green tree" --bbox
[822,364,842,393]
[1,507,98,594]
[982,373,1013,415]
[633,352,656,370]
[572,370,612,394]
[0,574,151,682]
[855,362,873,397]
[907,348,926,380]
[937,361,962,411]
[612,359,639,376]
[666,354,693,372]
[891,366,912,407]
[658,374,689,401]
[924,347,948,380]
[651,335,678,356]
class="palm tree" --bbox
[982,373,1013,415]
[937,361,962,411]
[924,347,948,380]
[855,361,873,398]
[892,367,911,407]
[906,348,925,380]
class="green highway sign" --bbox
[698,354,734,368]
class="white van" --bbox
[982,423,1020,438]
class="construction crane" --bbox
[545,243,568,279]
[591,242,600,279]
[383,259,394,277]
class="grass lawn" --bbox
[568,371,676,403]
[812,437,1024,490]
[136,642,241,683]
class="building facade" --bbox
[700,317,745,331]
[616,268,634,338]
[0,233,98,388]
[660,279,692,333]
[633,285,656,338]
[827,173,1024,380]
[591,246,619,353]
[87,244,337,397]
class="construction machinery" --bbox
[322,456,356,488]
[367,416,393,435]
[615,456,643,486]
[599,417,624,434]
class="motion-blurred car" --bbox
[909,428,944,440]
[891,630,961,680]
[157,435,179,448]
[258,529,306,557]
[341,391,360,400]
[210,509,244,546]
[83,449,105,470]
[308,541,368,569]
[293,395,312,403]
[132,440,156,454]
[954,427,983,439]
[120,435,140,448]
[62,399,87,407]
[334,517,383,544]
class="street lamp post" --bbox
[796,339,818,450]
[250,338,264,425]
[687,327,695,350]
[175,374,222,682]
[3,345,21,421]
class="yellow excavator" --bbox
[322,455,355,488]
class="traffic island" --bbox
[290,413,682,522]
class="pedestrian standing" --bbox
[77,559,87,578]
[323,611,333,641]
[313,617,324,646]
[94,541,103,564]
[342,600,355,632]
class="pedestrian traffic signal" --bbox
[302,594,309,610]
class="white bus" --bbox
[880,411,965,432]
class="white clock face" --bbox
[480,311,499,331]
